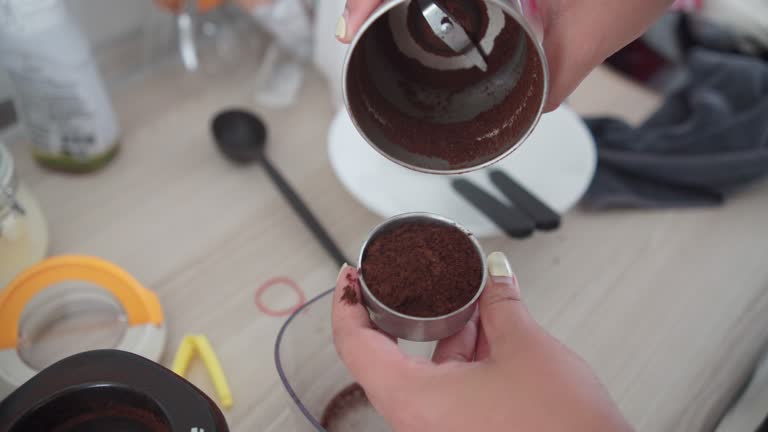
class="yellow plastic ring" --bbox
[0,255,166,398]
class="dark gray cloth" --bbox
[583,49,768,209]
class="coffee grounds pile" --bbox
[361,222,483,317]
[340,272,360,305]
[321,383,370,430]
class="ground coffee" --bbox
[361,222,483,317]
[340,272,360,305]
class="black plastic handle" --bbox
[452,178,535,238]
[0,350,229,432]
[490,170,561,230]
[261,157,349,267]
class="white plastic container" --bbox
[0,0,120,172]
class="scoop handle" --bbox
[261,157,349,267]
[452,179,535,238]
[490,170,561,230]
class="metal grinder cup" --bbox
[358,213,488,341]
[343,0,549,174]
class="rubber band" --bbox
[255,277,306,317]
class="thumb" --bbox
[479,252,538,352]
[331,264,414,395]
[335,0,384,43]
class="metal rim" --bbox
[357,212,488,322]
[341,0,550,175]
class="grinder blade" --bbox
[416,0,488,71]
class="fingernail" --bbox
[488,252,513,277]
[335,7,348,41]
[337,263,351,281]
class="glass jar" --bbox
[275,289,391,431]
[0,142,48,287]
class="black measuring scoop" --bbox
[212,109,348,267]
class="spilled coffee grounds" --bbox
[340,272,360,305]
[361,222,483,317]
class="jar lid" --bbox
[0,255,167,399]
[0,255,165,349]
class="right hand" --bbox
[334,0,673,111]
[332,252,633,431]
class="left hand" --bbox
[331,254,632,432]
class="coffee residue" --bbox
[346,5,545,169]
[341,273,360,305]
[361,222,483,317]
[321,383,370,430]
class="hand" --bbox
[332,252,632,432]
[154,0,224,13]
[334,0,673,111]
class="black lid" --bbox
[0,350,229,432]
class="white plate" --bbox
[328,105,597,238]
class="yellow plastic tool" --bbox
[171,334,233,409]
[170,336,196,376]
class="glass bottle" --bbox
[0,0,121,173]
[0,142,48,287]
